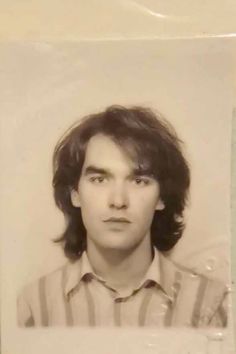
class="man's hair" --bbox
[53,105,190,261]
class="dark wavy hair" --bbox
[53,105,190,261]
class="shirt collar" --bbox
[158,251,184,302]
[134,247,161,289]
[64,251,97,297]
[64,248,182,301]
[135,248,181,302]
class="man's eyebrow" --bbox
[83,165,154,177]
[84,165,111,176]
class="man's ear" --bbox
[155,198,165,211]
[71,189,81,207]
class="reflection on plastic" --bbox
[128,0,170,20]
[145,334,224,354]
[206,332,224,354]
[205,257,217,272]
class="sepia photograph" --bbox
[17,104,228,328]
[1,38,233,352]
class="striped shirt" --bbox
[17,248,228,327]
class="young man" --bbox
[18,105,228,327]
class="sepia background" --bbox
[0,1,235,353]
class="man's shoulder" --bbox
[159,252,228,326]
[161,255,228,305]
[163,253,228,294]
[19,258,82,300]
[17,259,84,327]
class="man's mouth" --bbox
[103,217,131,223]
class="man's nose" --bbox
[108,182,129,210]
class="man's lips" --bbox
[103,217,131,223]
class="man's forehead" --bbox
[84,134,130,162]
[82,134,152,176]
[85,134,120,151]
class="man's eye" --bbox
[133,177,150,186]
[89,176,106,183]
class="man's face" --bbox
[71,134,164,252]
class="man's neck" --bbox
[86,236,153,293]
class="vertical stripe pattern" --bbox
[25,315,35,327]
[191,277,208,327]
[17,251,227,328]
[217,304,227,327]
[138,289,153,326]
[114,300,122,326]
[84,282,96,326]
[39,277,49,326]
[62,267,74,326]
[164,271,182,326]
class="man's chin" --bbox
[95,238,141,253]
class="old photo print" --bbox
[1,39,233,353]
